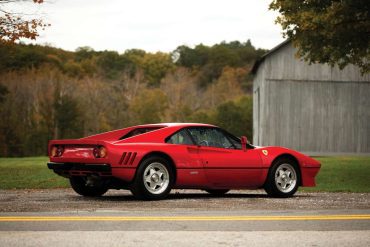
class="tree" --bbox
[270,0,370,73]
[0,39,260,156]
[174,40,266,87]
[188,110,216,125]
[140,52,174,87]
[0,83,8,103]
[75,46,95,61]
[96,51,127,79]
[0,0,48,43]
[130,89,168,124]
[215,96,253,138]
[160,67,199,121]
[204,66,244,108]
[173,44,209,68]
[54,90,84,139]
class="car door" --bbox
[164,128,208,187]
[187,127,263,188]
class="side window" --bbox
[225,133,242,149]
[166,129,194,145]
[188,128,233,149]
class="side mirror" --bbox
[241,136,248,151]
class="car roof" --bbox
[111,123,219,144]
[81,123,218,142]
[133,123,217,128]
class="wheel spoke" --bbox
[278,170,284,177]
[281,181,287,189]
[145,175,152,183]
[156,182,163,190]
[157,172,164,182]
[150,181,157,190]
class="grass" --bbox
[0,156,369,192]
[301,156,370,193]
[0,157,68,189]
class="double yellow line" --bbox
[0,215,369,222]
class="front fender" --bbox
[255,146,321,187]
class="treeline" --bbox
[0,40,266,156]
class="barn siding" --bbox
[263,44,370,82]
[253,42,370,155]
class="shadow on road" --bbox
[77,191,313,202]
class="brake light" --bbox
[51,146,64,157]
[99,146,107,158]
[93,146,107,158]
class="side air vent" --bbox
[119,152,137,165]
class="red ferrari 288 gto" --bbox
[48,123,321,200]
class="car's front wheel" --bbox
[264,158,300,198]
[69,176,108,197]
[131,156,174,200]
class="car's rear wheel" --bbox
[205,189,229,196]
[131,156,174,200]
[69,176,108,197]
[264,158,300,198]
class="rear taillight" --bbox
[93,146,107,158]
[51,146,64,157]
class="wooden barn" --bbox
[251,40,370,155]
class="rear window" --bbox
[119,127,163,140]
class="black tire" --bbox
[69,176,108,197]
[130,156,174,200]
[205,189,229,196]
[264,158,300,198]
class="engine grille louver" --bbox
[119,152,137,165]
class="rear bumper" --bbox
[47,162,112,177]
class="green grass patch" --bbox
[301,156,370,193]
[0,157,69,189]
[0,156,369,192]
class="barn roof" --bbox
[251,40,291,74]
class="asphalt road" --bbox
[0,189,369,246]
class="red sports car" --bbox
[48,123,321,200]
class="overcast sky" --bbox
[12,0,285,53]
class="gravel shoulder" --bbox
[0,189,369,212]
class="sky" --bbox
[9,0,285,53]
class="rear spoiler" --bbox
[48,139,110,152]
